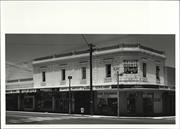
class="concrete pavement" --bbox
[6,111,175,124]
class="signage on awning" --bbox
[40,88,52,92]
[6,90,20,94]
[97,91,118,98]
[21,89,37,93]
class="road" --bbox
[6,111,175,124]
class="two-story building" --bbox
[6,44,175,116]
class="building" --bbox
[6,44,175,116]
[6,62,34,111]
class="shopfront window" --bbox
[127,93,136,113]
[24,96,34,109]
[123,60,138,74]
[37,92,52,111]
[143,93,154,114]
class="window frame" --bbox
[42,71,46,82]
[105,64,111,78]
[156,66,160,81]
[81,67,86,79]
[61,69,66,81]
[123,60,138,74]
[143,62,147,78]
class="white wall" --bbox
[33,51,165,89]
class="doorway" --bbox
[127,93,136,114]
[143,93,154,115]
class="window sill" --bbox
[41,82,46,86]
[104,77,112,83]
[80,79,87,84]
[60,81,66,85]
[141,77,148,82]
[156,80,160,84]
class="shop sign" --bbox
[120,77,139,82]
[59,86,89,91]
[6,90,20,94]
[94,85,111,90]
[71,86,89,91]
[21,89,36,93]
[97,91,118,98]
[59,87,68,91]
[143,93,153,98]
[40,88,52,92]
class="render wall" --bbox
[33,51,165,89]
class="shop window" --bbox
[106,64,111,77]
[156,66,160,81]
[61,69,66,81]
[143,63,147,77]
[24,96,34,109]
[81,67,86,79]
[42,71,46,82]
[123,60,138,74]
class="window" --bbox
[123,60,138,74]
[42,71,46,82]
[81,67,86,79]
[106,64,111,77]
[61,69,66,81]
[156,66,160,80]
[143,63,147,77]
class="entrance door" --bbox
[107,98,117,116]
[143,93,153,115]
[127,93,136,114]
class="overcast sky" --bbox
[6,34,175,67]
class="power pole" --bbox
[89,44,94,115]
[81,35,95,115]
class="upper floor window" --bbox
[143,63,147,77]
[81,67,86,79]
[61,69,66,81]
[106,64,111,77]
[42,71,46,82]
[156,66,160,81]
[123,60,138,74]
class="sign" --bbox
[21,89,36,93]
[120,77,139,82]
[6,90,20,94]
[97,91,118,98]
[94,85,111,90]
[40,88,52,92]
[59,86,89,91]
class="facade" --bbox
[6,44,175,116]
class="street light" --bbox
[114,67,123,117]
[68,76,72,114]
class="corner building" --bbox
[6,44,175,116]
[32,44,174,116]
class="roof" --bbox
[33,43,165,63]
[6,61,33,81]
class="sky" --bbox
[6,34,175,67]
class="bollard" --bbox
[80,107,85,114]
